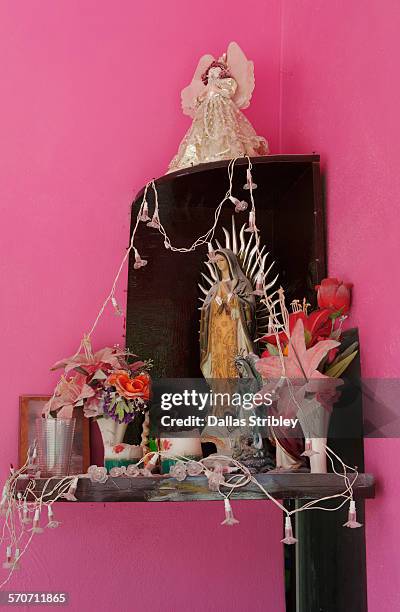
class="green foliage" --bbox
[325,350,358,378]
[265,342,279,356]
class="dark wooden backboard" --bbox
[125,155,368,612]
[126,155,325,377]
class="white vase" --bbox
[159,433,203,474]
[159,435,202,457]
[308,437,328,473]
[297,396,331,474]
[96,417,127,464]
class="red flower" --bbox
[327,347,339,364]
[113,444,125,454]
[315,278,353,316]
[107,371,150,401]
[160,439,172,451]
[260,309,332,355]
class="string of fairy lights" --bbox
[0,157,362,586]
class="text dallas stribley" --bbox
[160,415,299,428]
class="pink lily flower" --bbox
[256,319,340,385]
[43,374,95,418]
[256,320,343,440]
[51,346,127,375]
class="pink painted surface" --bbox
[0,1,284,611]
[3,0,397,608]
[280,1,400,610]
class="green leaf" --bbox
[116,404,125,421]
[329,307,344,320]
[265,343,279,356]
[330,342,359,367]
[92,369,107,381]
[109,396,118,411]
[74,366,89,375]
[325,350,358,378]
[119,397,128,411]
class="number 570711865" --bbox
[2,592,67,605]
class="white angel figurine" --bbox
[168,42,269,173]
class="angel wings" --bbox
[181,42,256,117]
[168,41,268,172]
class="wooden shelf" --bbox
[17,473,375,503]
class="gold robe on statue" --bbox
[199,248,256,452]
[202,282,253,379]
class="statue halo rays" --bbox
[198,216,279,340]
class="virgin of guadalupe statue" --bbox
[198,218,278,456]
[199,249,256,380]
[168,41,269,172]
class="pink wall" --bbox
[280,1,400,610]
[0,1,285,611]
[2,0,397,609]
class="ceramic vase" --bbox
[96,416,127,447]
[96,417,138,470]
[159,433,203,474]
[297,395,331,474]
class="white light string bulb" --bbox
[0,157,364,588]
[53,156,360,525]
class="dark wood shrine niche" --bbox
[125,156,370,612]
[126,155,325,378]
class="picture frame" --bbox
[19,396,90,474]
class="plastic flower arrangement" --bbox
[258,277,357,379]
[255,277,357,468]
[43,340,152,423]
